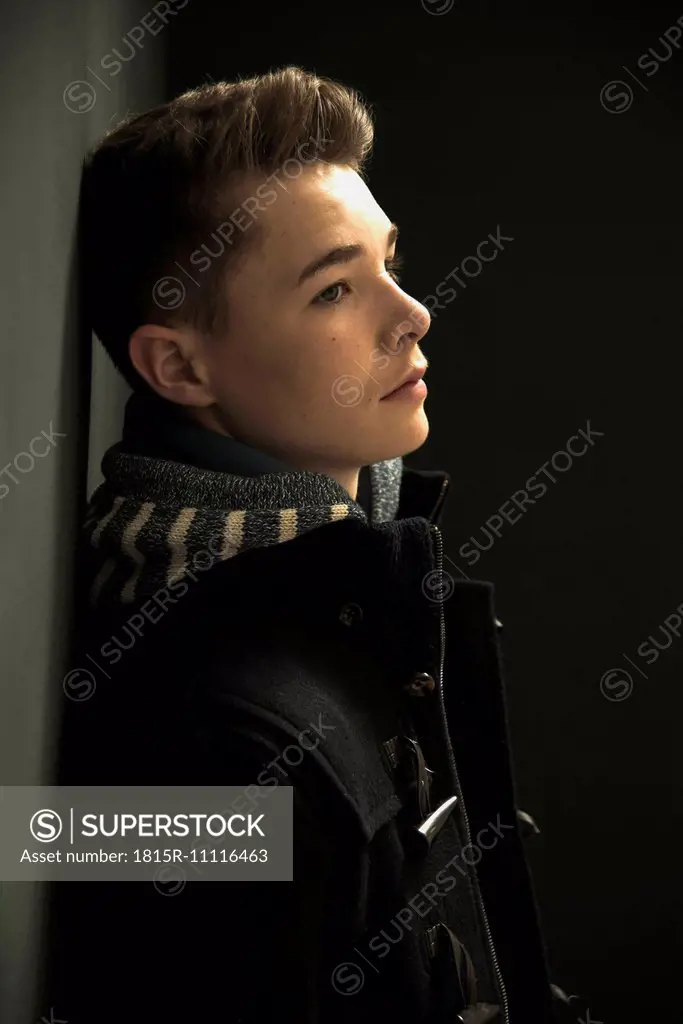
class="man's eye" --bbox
[314,282,350,305]
[312,255,405,306]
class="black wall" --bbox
[167,4,682,1021]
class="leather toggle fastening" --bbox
[409,793,459,855]
[382,735,436,828]
[427,921,478,1015]
[402,736,435,818]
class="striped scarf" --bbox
[82,445,403,610]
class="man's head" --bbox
[82,66,432,483]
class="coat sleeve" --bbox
[214,727,341,1024]
[44,727,352,1024]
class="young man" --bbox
[47,66,587,1024]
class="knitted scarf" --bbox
[82,446,403,610]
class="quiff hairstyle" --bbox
[80,65,375,390]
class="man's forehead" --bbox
[255,165,389,258]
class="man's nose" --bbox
[386,301,431,353]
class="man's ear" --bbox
[128,323,216,407]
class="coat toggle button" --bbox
[338,602,363,627]
[408,794,459,855]
[403,671,436,696]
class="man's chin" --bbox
[367,411,430,464]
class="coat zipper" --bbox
[430,522,510,1024]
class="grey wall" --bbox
[0,2,162,1018]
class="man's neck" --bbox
[189,405,360,500]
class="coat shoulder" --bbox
[195,635,405,846]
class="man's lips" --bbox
[382,364,428,399]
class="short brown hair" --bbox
[80,65,375,390]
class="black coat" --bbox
[45,460,578,1024]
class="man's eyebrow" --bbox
[296,223,399,287]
